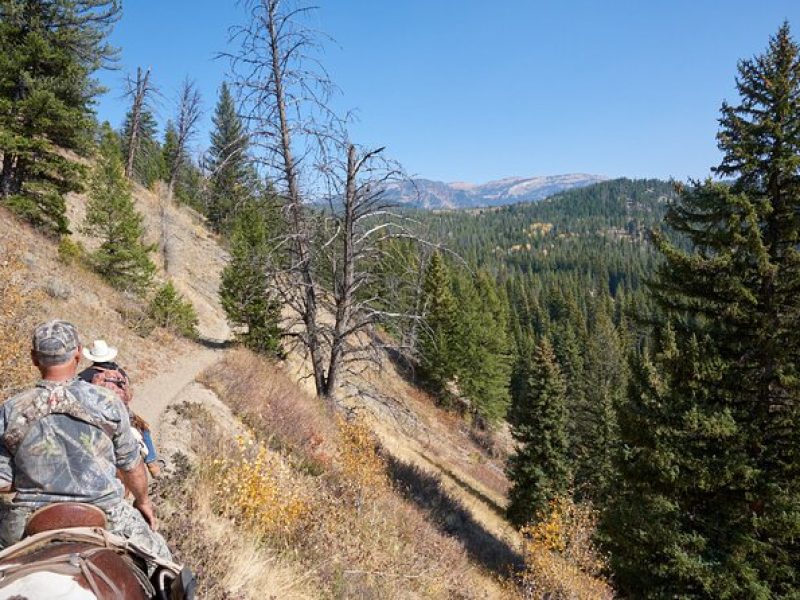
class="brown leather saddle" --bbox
[0,503,194,599]
[24,502,108,537]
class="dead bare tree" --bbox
[123,66,153,179]
[166,78,202,198]
[157,78,202,274]
[317,143,430,397]
[225,0,431,400]
[225,0,339,397]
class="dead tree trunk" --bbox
[0,153,15,198]
[167,79,202,199]
[1,79,26,197]
[324,144,358,398]
[265,0,327,396]
[124,67,151,180]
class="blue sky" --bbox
[95,1,800,184]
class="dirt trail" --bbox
[133,346,223,440]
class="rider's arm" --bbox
[119,461,157,530]
[0,447,12,493]
[110,394,157,528]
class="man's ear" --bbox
[30,349,39,368]
[74,346,83,365]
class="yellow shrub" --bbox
[0,248,38,398]
[336,415,387,498]
[208,436,311,543]
[519,497,613,600]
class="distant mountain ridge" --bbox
[382,173,608,209]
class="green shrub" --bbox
[148,281,199,339]
[57,236,86,265]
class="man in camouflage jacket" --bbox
[0,320,171,561]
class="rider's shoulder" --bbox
[69,380,124,418]
[0,387,40,412]
[73,379,121,405]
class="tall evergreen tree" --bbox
[607,25,800,597]
[0,0,120,234]
[161,121,178,181]
[573,296,623,502]
[83,124,155,293]
[455,270,513,425]
[205,81,251,232]
[219,197,283,356]
[418,251,459,395]
[506,337,571,527]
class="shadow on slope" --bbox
[417,451,507,518]
[385,454,523,577]
[197,337,234,350]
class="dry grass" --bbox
[0,244,39,397]
[209,436,313,544]
[0,207,199,388]
[358,359,512,508]
[200,348,338,471]
[157,415,314,600]
[198,348,519,599]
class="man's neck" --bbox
[41,375,74,383]
[39,367,77,383]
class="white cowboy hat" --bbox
[82,339,118,363]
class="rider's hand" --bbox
[134,497,158,531]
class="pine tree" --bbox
[573,296,623,502]
[219,197,283,356]
[607,25,800,597]
[121,107,163,188]
[455,270,513,425]
[149,280,198,339]
[418,251,459,395]
[205,81,251,232]
[0,0,120,234]
[161,121,179,182]
[506,337,571,527]
[83,124,155,293]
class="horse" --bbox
[0,503,194,599]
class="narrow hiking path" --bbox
[134,346,223,440]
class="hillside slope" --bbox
[1,181,530,597]
[65,182,230,342]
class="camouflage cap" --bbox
[32,320,80,363]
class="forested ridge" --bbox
[419,177,674,287]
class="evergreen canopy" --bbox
[607,24,800,598]
[0,0,120,233]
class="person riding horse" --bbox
[0,320,171,561]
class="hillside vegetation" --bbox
[0,190,538,598]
